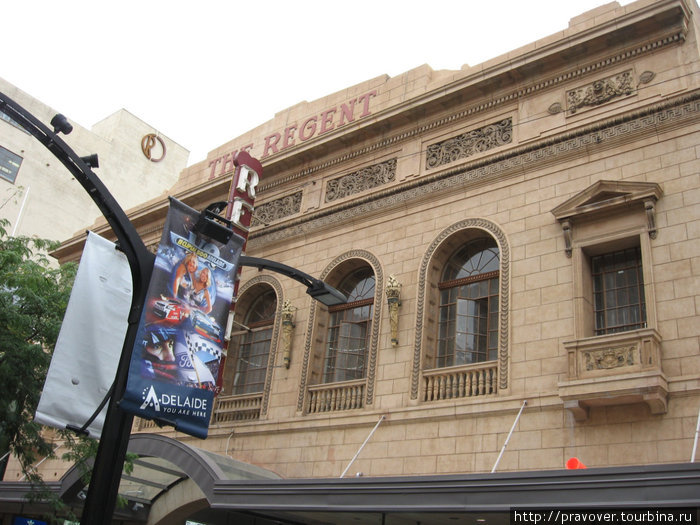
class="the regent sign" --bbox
[208,89,377,180]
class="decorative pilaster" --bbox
[281,300,295,369]
[385,275,402,347]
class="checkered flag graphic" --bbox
[185,332,222,361]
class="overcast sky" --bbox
[4,0,629,165]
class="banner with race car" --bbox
[120,198,244,439]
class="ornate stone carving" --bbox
[638,70,656,86]
[559,329,666,420]
[645,199,658,239]
[259,37,680,193]
[385,275,401,347]
[584,345,635,371]
[251,94,700,249]
[325,159,397,202]
[561,220,573,258]
[548,102,563,115]
[280,300,295,369]
[567,70,634,114]
[252,191,302,226]
[426,118,512,169]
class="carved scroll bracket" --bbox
[561,220,573,258]
[645,199,658,239]
[385,275,402,347]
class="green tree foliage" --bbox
[0,219,76,479]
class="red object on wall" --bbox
[566,457,587,469]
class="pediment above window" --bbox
[551,180,663,256]
[552,180,663,221]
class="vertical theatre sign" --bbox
[121,153,261,438]
[219,152,262,388]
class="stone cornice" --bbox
[51,0,692,264]
[249,90,700,249]
[256,7,687,192]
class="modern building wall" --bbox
[0,77,189,243]
[18,0,700,521]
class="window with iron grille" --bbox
[437,238,499,367]
[592,246,647,335]
[232,289,276,394]
[323,267,375,383]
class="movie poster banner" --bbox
[120,198,244,439]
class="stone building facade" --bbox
[0,76,188,243]
[9,0,700,522]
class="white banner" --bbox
[35,232,132,438]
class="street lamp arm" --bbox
[240,256,316,288]
[239,256,347,306]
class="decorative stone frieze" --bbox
[639,70,656,85]
[251,93,698,249]
[259,35,681,194]
[252,191,302,226]
[584,345,635,371]
[567,70,634,114]
[548,102,563,115]
[425,118,512,169]
[325,159,397,202]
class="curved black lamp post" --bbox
[0,91,345,524]
[0,91,153,525]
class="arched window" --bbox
[323,267,375,383]
[232,288,277,394]
[437,238,500,367]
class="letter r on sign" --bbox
[236,166,259,199]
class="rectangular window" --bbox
[233,325,272,394]
[437,275,499,366]
[0,145,22,183]
[592,246,647,335]
[323,300,372,383]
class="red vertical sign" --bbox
[218,152,263,390]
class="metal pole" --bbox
[0,91,154,525]
[340,415,386,478]
[491,400,527,473]
[691,406,700,462]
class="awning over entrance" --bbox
[1,434,699,524]
[0,433,281,523]
[200,462,700,524]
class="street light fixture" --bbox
[240,256,346,307]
